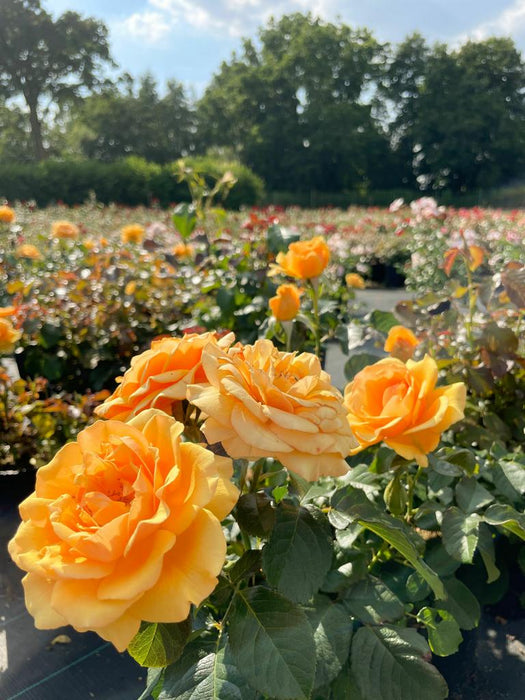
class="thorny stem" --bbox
[405,465,424,522]
[249,459,265,493]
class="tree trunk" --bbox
[27,98,46,161]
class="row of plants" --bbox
[1,184,524,699]
[0,156,264,209]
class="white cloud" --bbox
[118,0,341,41]
[120,10,172,43]
[458,0,525,43]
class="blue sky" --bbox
[45,0,525,95]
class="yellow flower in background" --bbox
[173,242,194,258]
[188,339,357,481]
[0,318,22,354]
[95,332,234,422]
[269,284,302,321]
[52,220,80,239]
[269,236,330,280]
[345,272,366,289]
[8,409,239,651]
[344,355,466,467]
[16,244,42,260]
[384,325,420,362]
[121,224,145,244]
[0,205,15,223]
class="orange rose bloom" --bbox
[8,409,239,651]
[0,318,22,354]
[384,325,420,362]
[95,332,234,422]
[269,236,330,280]
[345,272,366,289]
[0,205,15,223]
[121,224,145,244]
[344,355,466,466]
[16,244,42,260]
[188,339,357,481]
[52,220,80,239]
[0,306,15,318]
[173,242,194,258]
[269,284,301,321]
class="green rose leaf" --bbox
[330,663,365,700]
[262,503,333,603]
[345,502,445,599]
[235,492,275,537]
[350,625,448,700]
[477,523,501,583]
[159,639,258,700]
[439,577,480,630]
[369,310,399,334]
[304,594,354,689]
[483,504,525,540]
[227,550,262,586]
[128,619,191,668]
[172,202,197,241]
[493,460,525,500]
[454,477,494,514]
[138,669,163,700]
[343,576,405,624]
[229,586,316,700]
[441,507,480,562]
[417,607,463,657]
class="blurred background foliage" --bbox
[2,2,525,207]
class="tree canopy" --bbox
[0,0,113,159]
[1,3,525,197]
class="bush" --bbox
[0,156,264,209]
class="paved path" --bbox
[325,287,412,390]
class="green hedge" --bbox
[0,157,265,209]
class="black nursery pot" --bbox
[369,257,407,288]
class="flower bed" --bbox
[1,196,524,699]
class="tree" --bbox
[67,74,196,163]
[384,36,525,192]
[0,100,33,161]
[197,13,389,193]
[0,0,113,160]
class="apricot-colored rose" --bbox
[173,242,194,258]
[95,332,234,422]
[121,224,145,244]
[16,244,42,260]
[269,284,301,321]
[0,318,21,353]
[188,339,357,481]
[345,272,366,289]
[8,409,238,651]
[269,236,330,280]
[52,220,80,239]
[0,205,15,223]
[384,325,420,361]
[344,355,466,466]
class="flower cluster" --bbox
[9,328,466,657]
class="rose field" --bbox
[1,190,525,699]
